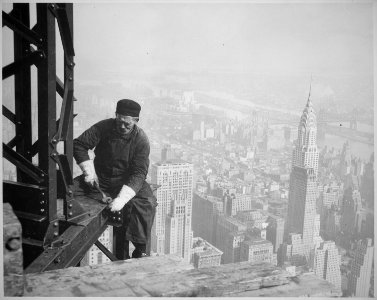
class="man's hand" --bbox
[109,185,136,212]
[78,160,98,188]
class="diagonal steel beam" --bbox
[2,11,43,47]
[3,143,46,183]
[2,50,44,79]
[95,240,119,262]
[2,105,16,123]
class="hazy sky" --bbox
[72,1,374,78]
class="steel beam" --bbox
[94,240,118,262]
[36,4,58,223]
[13,3,33,182]
[3,144,46,183]
[2,10,42,47]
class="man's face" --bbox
[115,113,138,135]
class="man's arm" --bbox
[73,123,102,164]
[73,122,103,186]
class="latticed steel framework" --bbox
[2,3,125,273]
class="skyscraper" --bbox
[151,159,194,262]
[313,241,342,293]
[266,215,285,253]
[348,238,374,297]
[284,96,319,260]
[291,97,319,174]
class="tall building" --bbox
[348,238,374,297]
[284,97,319,261]
[313,241,342,293]
[192,193,223,245]
[215,216,246,264]
[291,98,319,175]
[151,159,194,262]
[266,215,285,253]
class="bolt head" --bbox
[6,238,21,251]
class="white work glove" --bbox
[78,160,98,187]
[109,185,136,212]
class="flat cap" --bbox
[116,99,141,117]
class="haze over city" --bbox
[2,1,375,297]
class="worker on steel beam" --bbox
[73,99,157,259]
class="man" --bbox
[73,99,156,259]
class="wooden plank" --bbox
[233,272,343,297]
[24,255,193,296]
[24,255,294,297]
[3,203,24,296]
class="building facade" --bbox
[190,237,223,268]
[313,241,342,293]
[347,238,374,297]
[151,159,194,262]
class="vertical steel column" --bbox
[36,4,57,222]
[13,3,32,182]
[63,3,74,174]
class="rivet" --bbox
[69,76,73,81]
[6,238,21,251]
[50,4,55,9]
[41,192,45,196]
[70,62,74,67]
[68,204,73,208]
[39,53,43,58]
[52,138,57,144]
[118,211,121,215]
[39,38,43,43]
[53,222,58,227]
[40,209,45,213]
[68,190,73,196]
[41,174,45,177]
[54,232,58,236]
[40,201,45,204]
[118,218,121,221]
[68,212,73,216]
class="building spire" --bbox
[307,75,312,107]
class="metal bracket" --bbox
[3,143,46,183]
[2,50,45,79]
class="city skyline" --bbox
[2,1,374,297]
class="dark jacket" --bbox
[73,119,150,196]
[73,118,156,244]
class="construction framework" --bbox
[2,3,130,273]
